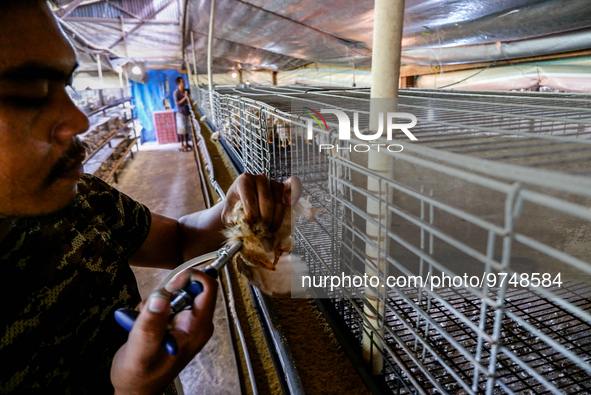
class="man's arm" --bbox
[128,173,302,269]
[127,203,224,269]
[176,91,188,106]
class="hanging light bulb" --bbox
[115,65,123,73]
[231,72,238,78]
[132,66,141,75]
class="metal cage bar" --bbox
[198,86,591,395]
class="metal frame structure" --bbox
[199,85,591,395]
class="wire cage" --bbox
[197,85,591,395]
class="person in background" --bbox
[0,0,301,394]
[174,77,192,152]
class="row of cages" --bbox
[196,85,591,394]
[69,87,132,115]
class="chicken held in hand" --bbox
[223,196,311,271]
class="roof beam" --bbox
[104,0,143,20]
[56,0,86,18]
[108,0,177,49]
[64,17,179,24]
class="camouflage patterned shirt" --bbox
[0,174,151,394]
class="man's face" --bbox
[0,2,89,218]
[178,79,185,90]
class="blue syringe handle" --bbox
[114,268,220,356]
[114,308,179,355]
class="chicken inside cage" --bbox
[200,85,591,395]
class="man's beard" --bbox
[44,136,88,187]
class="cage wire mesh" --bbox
[197,86,591,395]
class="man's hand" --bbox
[223,173,302,231]
[131,174,303,268]
[111,269,218,395]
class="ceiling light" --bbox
[231,72,238,78]
[115,66,123,73]
[132,66,141,75]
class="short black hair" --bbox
[175,77,184,85]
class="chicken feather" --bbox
[223,197,311,271]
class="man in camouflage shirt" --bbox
[0,1,299,394]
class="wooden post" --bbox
[362,0,406,375]
[272,71,278,86]
[400,75,415,89]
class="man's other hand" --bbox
[111,269,218,395]
[223,173,302,232]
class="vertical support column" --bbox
[362,0,406,375]
[96,54,103,87]
[120,16,129,91]
[370,0,404,100]
[120,16,129,57]
[207,0,217,121]
[272,71,278,86]
[190,30,200,104]
[351,45,357,87]
[191,31,198,86]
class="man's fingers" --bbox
[170,270,218,345]
[190,270,218,323]
[284,176,303,206]
[270,180,285,231]
[126,289,172,363]
[237,174,260,225]
[161,269,218,356]
[254,174,275,228]
[164,269,218,324]
[225,173,302,229]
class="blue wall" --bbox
[131,70,189,143]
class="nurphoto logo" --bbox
[303,108,418,153]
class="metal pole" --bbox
[362,0,406,375]
[120,15,129,91]
[207,0,216,120]
[191,31,198,85]
[191,30,200,103]
[120,15,129,58]
[352,45,356,88]
[96,54,103,86]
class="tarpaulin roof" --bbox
[55,0,591,74]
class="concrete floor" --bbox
[110,141,241,395]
